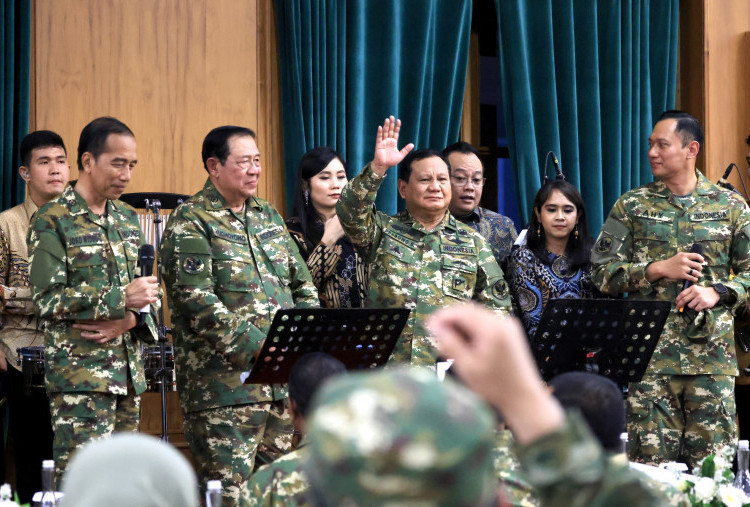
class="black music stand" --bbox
[120,192,189,441]
[531,298,670,386]
[244,308,409,384]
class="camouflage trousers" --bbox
[182,399,293,504]
[627,373,736,468]
[49,386,140,483]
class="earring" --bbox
[574,224,579,239]
[536,224,541,236]
[304,190,309,205]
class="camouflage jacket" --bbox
[159,179,318,413]
[242,437,310,506]
[591,170,750,375]
[336,164,511,366]
[27,182,157,394]
[494,429,539,506]
[454,206,518,270]
[517,411,667,506]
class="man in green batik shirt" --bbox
[159,126,318,504]
[336,117,511,367]
[591,110,750,467]
[27,117,161,479]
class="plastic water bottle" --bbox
[206,480,222,507]
[734,440,750,495]
[40,460,56,507]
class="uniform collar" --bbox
[396,209,452,233]
[200,178,262,211]
[62,181,122,218]
[652,169,717,197]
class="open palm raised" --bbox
[371,116,415,176]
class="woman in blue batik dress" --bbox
[508,179,597,339]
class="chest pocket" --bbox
[376,231,418,278]
[256,228,291,283]
[692,218,731,267]
[66,238,111,286]
[632,216,673,263]
[212,237,257,291]
[442,256,477,300]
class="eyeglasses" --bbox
[451,175,486,187]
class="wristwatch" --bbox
[712,283,729,302]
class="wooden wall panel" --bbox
[33,0,285,210]
[703,0,750,188]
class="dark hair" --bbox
[288,352,346,417]
[398,149,450,182]
[290,147,349,249]
[657,110,704,148]
[441,141,483,173]
[20,130,66,167]
[77,117,134,170]
[201,126,256,171]
[550,372,625,453]
[526,179,592,268]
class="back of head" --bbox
[550,371,625,453]
[305,367,497,506]
[201,125,256,171]
[657,110,704,148]
[288,351,346,417]
[77,117,134,170]
[20,130,66,167]
[398,148,450,182]
[61,433,199,507]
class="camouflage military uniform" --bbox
[336,165,511,366]
[493,429,539,506]
[27,182,158,476]
[517,410,667,506]
[159,179,318,503]
[591,170,750,466]
[241,437,310,506]
[304,367,499,505]
[454,206,518,271]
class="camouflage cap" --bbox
[304,367,498,506]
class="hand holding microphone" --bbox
[125,244,159,313]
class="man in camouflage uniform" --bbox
[336,117,511,367]
[27,117,160,478]
[159,126,318,503]
[591,110,750,467]
[242,352,346,506]
[443,141,518,271]
[0,130,69,502]
[429,303,667,506]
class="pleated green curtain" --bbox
[495,0,678,235]
[276,0,471,214]
[0,0,31,211]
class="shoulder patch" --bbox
[182,256,205,275]
[594,236,612,254]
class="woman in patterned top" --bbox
[286,147,367,308]
[508,179,596,339]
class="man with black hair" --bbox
[242,352,346,505]
[159,125,318,503]
[0,130,68,501]
[27,117,161,480]
[336,117,511,367]
[592,110,750,467]
[443,141,517,271]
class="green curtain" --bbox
[0,0,31,211]
[276,0,471,214]
[495,0,678,235]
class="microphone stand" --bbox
[145,198,172,442]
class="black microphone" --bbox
[717,163,742,195]
[551,152,566,180]
[137,244,155,315]
[682,243,705,292]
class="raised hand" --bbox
[370,116,414,176]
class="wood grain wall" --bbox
[680,0,750,190]
[31,0,285,210]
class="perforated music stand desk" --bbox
[532,298,670,385]
[244,308,410,384]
